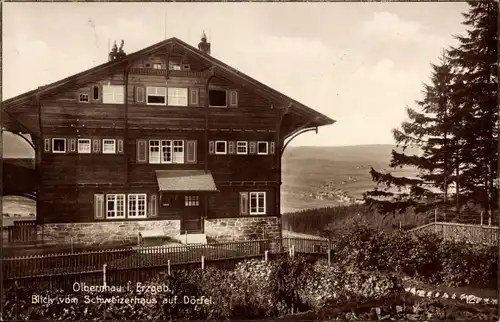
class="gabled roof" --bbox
[2,37,335,127]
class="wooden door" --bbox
[181,194,202,233]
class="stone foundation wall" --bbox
[204,216,281,242]
[39,220,181,246]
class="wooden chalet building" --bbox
[2,34,335,246]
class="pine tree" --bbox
[363,58,460,214]
[448,1,498,217]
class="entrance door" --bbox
[180,195,203,233]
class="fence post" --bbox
[488,216,492,227]
[481,211,483,226]
[399,221,402,229]
[264,250,269,262]
[201,255,205,270]
[137,233,141,247]
[167,260,171,276]
[185,230,188,244]
[70,238,74,254]
[103,264,107,287]
[434,209,437,223]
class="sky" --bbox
[3,2,469,147]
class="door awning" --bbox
[155,170,218,192]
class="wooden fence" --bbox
[3,237,332,291]
[7,220,38,243]
[410,222,499,245]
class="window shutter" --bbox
[249,141,257,154]
[229,90,238,107]
[117,139,124,153]
[135,86,144,103]
[92,139,101,153]
[102,85,114,104]
[69,138,77,153]
[189,88,199,106]
[44,138,51,152]
[94,194,104,219]
[208,141,215,155]
[239,192,249,215]
[228,141,235,154]
[270,141,276,155]
[136,139,147,163]
[185,140,197,164]
[150,194,158,217]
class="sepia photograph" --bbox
[1,1,498,320]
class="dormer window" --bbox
[169,61,181,71]
[79,94,89,103]
[209,89,227,107]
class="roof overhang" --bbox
[155,170,218,192]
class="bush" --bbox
[330,222,498,287]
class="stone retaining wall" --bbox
[39,220,180,246]
[204,216,281,242]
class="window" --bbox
[149,140,161,164]
[209,89,227,107]
[136,87,145,103]
[145,62,152,68]
[79,94,89,103]
[117,139,124,153]
[182,64,191,71]
[146,87,167,105]
[237,141,248,155]
[169,61,181,71]
[172,140,184,163]
[257,141,269,155]
[185,195,199,207]
[78,139,91,153]
[106,194,125,218]
[93,86,100,100]
[128,194,147,218]
[215,141,227,155]
[102,139,116,154]
[153,63,162,70]
[52,138,66,153]
[249,192,266,215]
[149,140,184,164]
[167,88,188,106]
[102,85,124,104]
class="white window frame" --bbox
[102,85,125,104]
[127,194,147,218]
[185,195,200,207]
[79,93,89,103]
[106,194,126,219]
[215,141,227,155]
[172,140,185,164]
[52,138,66,153]
[249,192,266,215]
[102,139,116,154]
[169,61,182,71]
[236,141,248,155]
[149,140,185,164]
[78,139,91,154]
[146,87,167,106]
[152,63,162,70]
[167,87,188,107]
[257,141,269,155]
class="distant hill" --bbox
[281,145,421,213]
[2,131,34,158]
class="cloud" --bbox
[361,11,445,47]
